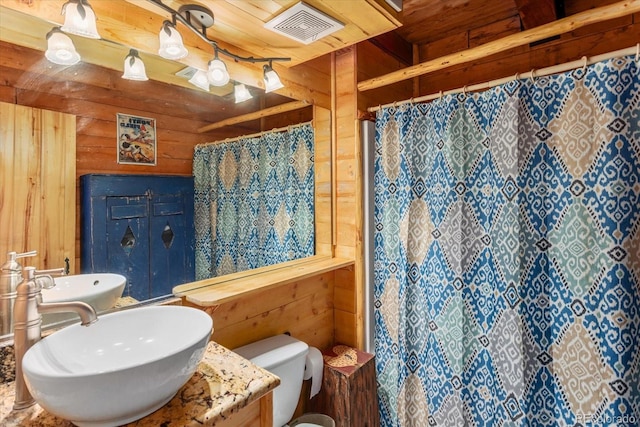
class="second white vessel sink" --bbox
[40,273,126,325]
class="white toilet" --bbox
[234,334,328,427]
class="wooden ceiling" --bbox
[398,0,519,44]
[394,0,625,49]
[0,0,632,104]
[0,0,400,104]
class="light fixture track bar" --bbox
[146,0,216,47]
[147,0,290,64]
[216,47,290,64]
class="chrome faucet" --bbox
[13,266,98,410]
[0,251,37,336]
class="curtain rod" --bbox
[359,0,640,92]
[198,100,310,133]
[195,121,313,148]
[368,45,639,113]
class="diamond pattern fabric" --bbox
[193,124,314,279]
[374,56,639,426]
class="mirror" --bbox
[0,95,330,344]
[0,1,334,343]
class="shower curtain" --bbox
[374,56,639,426]
[193,123,315,280]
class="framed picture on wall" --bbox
[117,113,157,165]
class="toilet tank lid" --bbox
[233,334,309,369]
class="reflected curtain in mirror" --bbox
[193,123,315,280]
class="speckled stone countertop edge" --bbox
[0,340,280,426]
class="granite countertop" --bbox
[0,341,280,426]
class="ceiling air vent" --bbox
[175,66,198,79]
[265,2,344,45]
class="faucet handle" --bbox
[34,268,66,277]
[15,250,37,260]
[23,266,37,280]
[2,250,37,273]
[23,267,56,290]
[36,275,56,290]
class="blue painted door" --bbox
[106,195,151,301]
[81,175,194,301]
[149,193,189,298]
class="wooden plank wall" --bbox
[357,42,413,111]
[331,42,413,350]
[0,102,76,270]
[185,271,336,351]
[354,10,639,108]
[417,10,640,96]
[333,47,363,349]
[314,106,333,257]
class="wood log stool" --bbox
[309,345,379,427]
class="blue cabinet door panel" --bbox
[110,203,149,220]
[149,193,191,298]
[153,202,184,216]
[81,174,194,302]
[106,196,150,301]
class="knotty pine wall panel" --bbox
[334,266,358,347]
[184,272,335,351]
[469,16,521,48]
[357,41,413,113]
[333,47,364,348]
[416,12,639,98]
[314,106,333,257]
[334,48,359,263]
[0,102,76,271]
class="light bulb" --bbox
[234,83,253,103]
[61,0,100,39]
[207,58,230,86]
[122,49,148,81]
[45,28,81,65]
[158,21,188,60]
[189,70,210,91]
[263,64,284,92]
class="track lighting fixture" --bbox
[122,49,148,81]
[207,51,230,87]
[149,0,289,92]
[263,62,284,93]
[45,27,81,65]
[61,0,100,39]
[158,21,188,60]
[188,70,210,91]
[50,0,289,92]
[234,83,253,103]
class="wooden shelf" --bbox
[173,256,354,307]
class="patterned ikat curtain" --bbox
[374,56,639,426]
[193,123,315,280]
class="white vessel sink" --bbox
[22,305,213,426]
[40,273,126,325]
